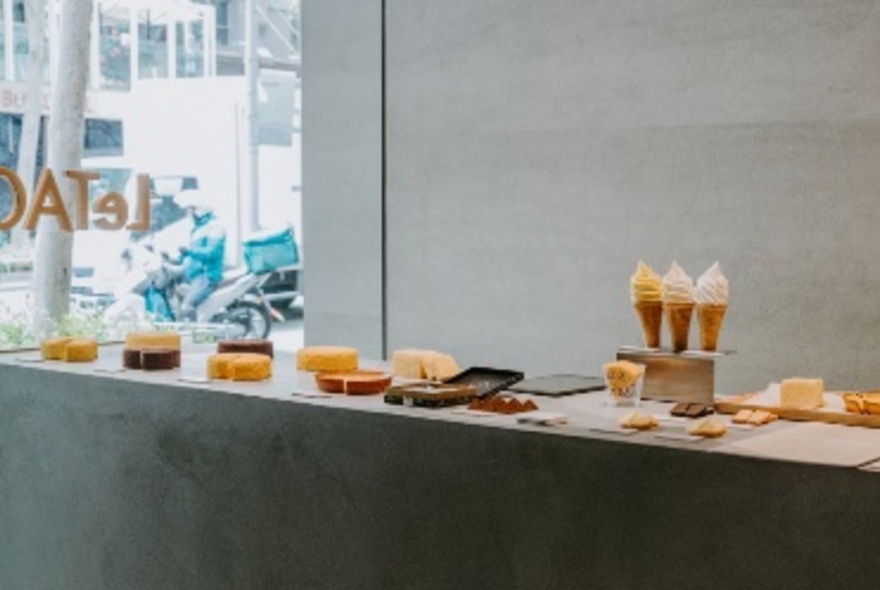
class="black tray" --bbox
[507,374,605,397]
[383,366,525,408]
[442,366,525,399]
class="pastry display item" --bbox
[603,360,645,406]
[684,403,713,418]
[661,262,696,352]
[41,337,73,360]
[217,339,274,359]
[630,261,663,348]
[140,349,179,371]
[296,346,359,372]
[63,338,98,362]
[391,349,461,381]
[208,352,273,381]
[315,371,393,395]
[124,348,181,370]
[686,416,727,438]
[695,262,729,351]
[670,402,714,417]
[125,331,181,351]
[618,411,658,431]
[842,392,880,415]
[779,378,824,410]
[229,354,273,382]
[732,409,753,424]
[843,393,865,414]
[747,410,776,426]
[670,402,690,417]
[207,353,239,380]
[467,396,539,414]
[731,409,777,426]
[122,348,143,370]
[864,395,880,416]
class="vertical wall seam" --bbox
[380,0,388,359]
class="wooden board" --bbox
[716,392,880,429]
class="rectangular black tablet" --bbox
[507,375,606,397]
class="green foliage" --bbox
[0,303,145,349]
[0,302,35,349]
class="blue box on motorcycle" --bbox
[243,227,300,274]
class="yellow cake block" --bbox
[41,337,73,360]
[391,349,460,381]
[207,353,239,380]
[207,353,272,381]
[230,354,273,382]
[780,378,824,410]
[125,331,182,351]
[63,339,98,363]
[296,346,358,372]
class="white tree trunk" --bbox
[31,0,93,331]
[11,0,46,250]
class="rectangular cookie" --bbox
[670,402,690,417]
[732,409,753,424]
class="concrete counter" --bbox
[1,347,878,589]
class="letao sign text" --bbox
[0,167,150,232]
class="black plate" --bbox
[507,374,606,397]
[442,367,525,398]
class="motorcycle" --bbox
[95,241,275,339]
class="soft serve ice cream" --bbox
[630,261,662,304]
[661,261,696,305]
[695,262,729,351]
[695,262,729,306]
[630,261,663,348]
[662,262,696,351]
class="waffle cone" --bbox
[697,304,727,352]
[633,301,662,348]
[664,303,694,352]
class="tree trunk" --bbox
[31,0,93,332]
[11,0,46,251]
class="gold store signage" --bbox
[0,167,150,232]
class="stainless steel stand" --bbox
[616,346,733,405]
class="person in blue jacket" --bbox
[174,189,227,321]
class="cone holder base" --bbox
[616,347,735,405]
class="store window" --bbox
[98,3,131,90]
[84,118,123,158]
[0,0,303,351]
[176,19,205,78]
[138,9,169,80]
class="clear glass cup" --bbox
[603,363,646,407]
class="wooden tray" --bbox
[716,392,880,429]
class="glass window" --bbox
[98,4,131,89]
[84,119,123,158]
[12,0,24,82]
[138,9,169,80]
[176,19,204,78]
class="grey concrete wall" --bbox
[5,362,880,589]
[385,0,880,393]
[302,0,384,356]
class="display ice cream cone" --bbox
[697,304,727,352]
[633,301,662,348]
[664,303,694,352]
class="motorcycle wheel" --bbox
[216,301,272,340]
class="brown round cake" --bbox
[315,371,392,395]
[140,349,179,371]
[217,339,274,359]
